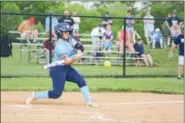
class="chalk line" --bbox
[2,112,136,123]
[100,100,183,107]
[2,104,138,123]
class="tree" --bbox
[1,2,23,36]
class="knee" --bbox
[77,79,87,88]
[48,90,62,99]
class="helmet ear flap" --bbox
[55,28,63,38]
[55,22,71,39]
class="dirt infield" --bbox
[1,92,184,123]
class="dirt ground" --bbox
[1,92,184,123]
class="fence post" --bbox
[123,17,126,78]
[49,13,52,63]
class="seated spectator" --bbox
[134,39,155,67]
[117,26,134,52]
[102,24,113,52]
[43,36,55,64]
[102,12,112,29]
[17,17,38,43]
[91,24,106,56]
[91,24,106,64]
[45,12,58,38]
[151,28,164,49]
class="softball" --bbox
[104,60,111,68]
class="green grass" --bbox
[1,78,183,94]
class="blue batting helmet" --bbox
[55,22,71,39]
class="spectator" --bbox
[71,11,81,42]
[166,9,182,46]
[91,24,105,57]
[117,26,134,52]
[102,24,113,52]
[59,10,74,30]
[102,12,112,29]
[151,28,164,49]
[170,23,181,40]
[169,25,184,79]
[71,11,81,34]
[43,36,55,64]
[143,8,155,46]
[125,8,135,43]
[45,11,58,38]
[134,39,155,67]
[17,17,38,43]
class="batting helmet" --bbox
[55,22,71,39]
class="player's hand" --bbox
[75,50,83,60]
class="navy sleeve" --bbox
[174,35,180,45]
[167,17,171,26]
[133,43,137,51]
[140,45,144,55]
[177,17,182,23]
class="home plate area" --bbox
[1,92,184,123]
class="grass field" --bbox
[1,78,183,94]
[1,44,184,94]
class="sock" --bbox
[80,86,92,103]
[34,91,49,99]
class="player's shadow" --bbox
[31,100,85,107]
[5,99,86,107]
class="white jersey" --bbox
[143,15,155,30]
[91,27,106,37]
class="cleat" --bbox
[25,92,36,105]
[86,102,99,108]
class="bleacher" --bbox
[10,31,143,66]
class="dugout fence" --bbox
[0,11,184,78]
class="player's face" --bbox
[138,40,142,44]
[172,13,176,17]
[127,11,131,15]
[64,11,69,16]
[62,32,69,40]
[106,25,111,31]
[146,11,150,16]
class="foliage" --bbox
[0,1,184,44]
[34,21,44,32]
[1,2,23,35]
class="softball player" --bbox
[169,25,184,79]
[25,22,99,108]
